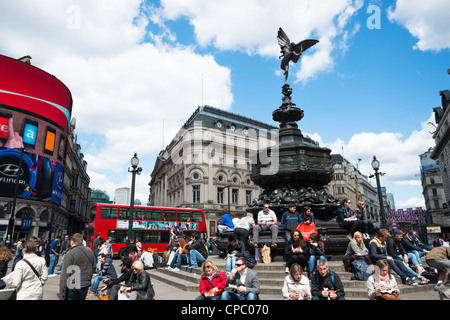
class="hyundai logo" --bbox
[0,164,24,177]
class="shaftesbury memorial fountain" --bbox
[247,28,345,256]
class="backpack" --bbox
[351,259,371,281]
[315,270,336,289]
[243,250,257,268]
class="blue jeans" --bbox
[66,286,90,300]
[387,258,416,279]
[91,275,108,293]
[170,253,187,269]
[285,230,292,242]
[407,250,427,267]
[221,291,259,300]
[360,220,374,233]
[309,255,326,271]
[195,294,222,300]
[189,250,206,266]
[226,256,237,274]
[48,254,57,275]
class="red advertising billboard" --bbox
[0,55,72,205]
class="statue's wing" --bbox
[293,39,319,54]
[277,27,290,49]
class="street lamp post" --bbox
[371,155,387,228]
[128,153,142,241]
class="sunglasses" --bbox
[235,263,245,267]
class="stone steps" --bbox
[149,256,436,299]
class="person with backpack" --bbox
[343,231,374,277]
[311,259,345,300]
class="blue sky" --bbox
[0,0,449,208]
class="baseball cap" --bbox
[408,230,419,238]
[393,229,403,236]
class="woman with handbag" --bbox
[367,259,401,300]
[2,239,48,300]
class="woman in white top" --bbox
[233,212,255,244]
[367,259,401,300]
[282,263,311,300]
[2,239,48,300]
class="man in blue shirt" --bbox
[218,209,234,233]
[281,204,302,242]
[48,236,61,276]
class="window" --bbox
[193,154,199,164]
[192,185,201,203]
[217,187,224,204]
[147,209,161,221]
[162,210,176,221]
[136,208,145,220]
[430,177,436,184]
[432,188,438,196]
[193,172,200,180]
[232,189,238,205]
[119,208,129,220]
[233,159,238,168]
[177,210,191,222]
[246,190,252,205]
[192,211,204,222]
[100,207,117,219]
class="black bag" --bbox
[351,259,370,281]
[421,268,438,284]
[254,247,263,264]
[243,250,257,268]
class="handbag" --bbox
[22,259,42,282]
[297,222,318,241]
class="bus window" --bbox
[101,207,117,220]
[147,209,161,221]
[192,211,204,222]
[136,208,145,220]
[162,210,176,221]
[90,206,97,221]
[140,230,170,244]
[112,230,129,243]
[177,210,191,222]
[119,208,129,220]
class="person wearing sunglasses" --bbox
[222,257,260,300]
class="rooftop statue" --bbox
[277,27,319,83]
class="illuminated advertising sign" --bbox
[0,55,72,205]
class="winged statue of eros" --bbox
[277,27,319,83]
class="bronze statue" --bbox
[277,27,319,83]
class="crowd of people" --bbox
[0,233,157,300]
[209,200,450,300]
[0,198,448,300]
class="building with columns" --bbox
[149,105,277,237]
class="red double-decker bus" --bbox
[87,203,207,258]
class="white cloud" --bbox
[305,113,435,208]
[160,0,364,83]
[387,0,450,51]
[396,197,425,209]
[0,1,234,199]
